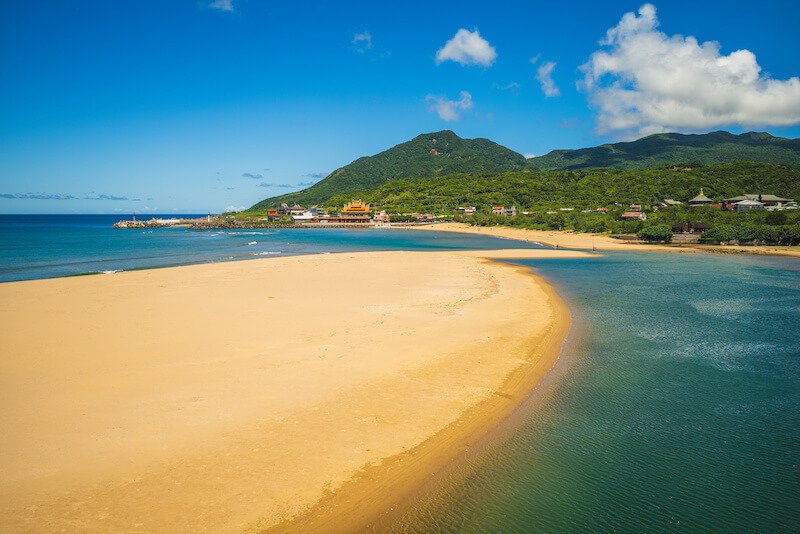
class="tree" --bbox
[638,224,673,242]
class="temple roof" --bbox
[689,188,712,203]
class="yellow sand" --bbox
[0,249,584,532]
[416,222,800,258]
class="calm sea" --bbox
[2,215,798,531]
[0,214,541,282]
[380,251,800,533]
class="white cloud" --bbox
[225,205,246,212]
[353,31,372,52]
[435,29,497,67]
[425,91,474,121]
[523,153,536,159]
[580,3,800,138]
[208,0,233,12]
[536,61,560,97]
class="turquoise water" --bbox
[379,252,800,532]
[0,215,542,282]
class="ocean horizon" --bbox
[0,214,544,283]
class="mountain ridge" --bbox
[249,130,525,209]
[248,129,800,210]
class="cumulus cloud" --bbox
[303,172,327,179]
[0,192,78,200]
[523,153,536,159]
[580,3,800,138]
[435,29,496,67]
[225,205,246,212]
[425,91,474,121]
[298,181,315,186]
[208,0,233,12]
[352,31,372,52]
[536,61,560,97]
[242,172,264,179]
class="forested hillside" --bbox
[320,162,800,213]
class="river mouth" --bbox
[379,251,800,533]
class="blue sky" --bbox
[1,0,799,214]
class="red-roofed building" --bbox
[621,211,647,220]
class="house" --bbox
[671,221,711,243]
[492,206,504,215]
[672,221,711,233]
[733,199,765,212]
[559,207,574,211]
[629,204,642,212]
[620,211,647,220]
[504,205,517,216]
[688,188,713,206]
[288,204,305,216]
[595,207,609,213]
[292,210,316,222]
[724,194,795,210]
[456,206,476,216]
[659,199,683,208]
[429,148,439,155]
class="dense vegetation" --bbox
[249,130,526,209]
[247,130,800,212]
[318,162,800,214]
[458,206,800,245]
[527,131,800,171]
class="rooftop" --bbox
[689,188,712,203]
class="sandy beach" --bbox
[0,248,585,532]
[414,222,800,258]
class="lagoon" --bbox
[381,251,800,532]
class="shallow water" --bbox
[0,215,541,282]
[378,251,800,532]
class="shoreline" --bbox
[412,222,800,258]
[0,248,585,532]
[267,264,572,533]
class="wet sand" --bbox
[0,248,585,532]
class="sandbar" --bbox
[0,249,584,532]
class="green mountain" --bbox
[321,162,800,214]
[527,131,800,171]
[247,130,800,211]
[249,130,526,209]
